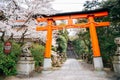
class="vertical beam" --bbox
[88,15,101,57]
[44,19,53,58]
[68,17,73,25]
[43,19,53,70]
[88,15,103,70]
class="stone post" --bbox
[113,37,120,74]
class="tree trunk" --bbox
[19,29,28,45]
[0,31,5,42]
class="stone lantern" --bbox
[17,42,35,76]
[113,37,120,74]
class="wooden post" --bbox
[44,19,53,58]
[88,15,101,57]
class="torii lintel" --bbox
[36,8,109,21]
[36,8,110,32]
[36,22,110,31]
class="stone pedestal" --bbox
[113,37,120,74]
[93,57,103,70]
[43,58,52,70]
[17,57,35,75]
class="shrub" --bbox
[56,35,67,53]
[30,43,45,67]
[0,41,21,76]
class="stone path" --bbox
[5,59,116,80]
[67,49,78,58]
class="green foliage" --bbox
[0,41,21,76]
[30,43,45,67]
[96,0,120,67]
[59,30,69,41]
[83,0,100,10]
[0,54,17,75]
[56,30,68,62]
[57,35,67,53]
[97,27,118,67]
[56,30,68,53]
[52,46,57,52]
[72,30,92,58]
[78,30,91,52]
[10,41,21,62]
[100,0,120,23]
[72,39,84,55]
[82,0,120,67]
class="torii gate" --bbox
[36,8,110,70]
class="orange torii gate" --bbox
[36,8,110,70]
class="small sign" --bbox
[4,41,12,54]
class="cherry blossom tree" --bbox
[0,0,57,42]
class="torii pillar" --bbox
[43,19,53,70]
[88,15,103,70]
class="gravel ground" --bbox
[5,59,117,80]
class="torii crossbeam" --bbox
[36,8,110,70]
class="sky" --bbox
[51,0,103,12]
